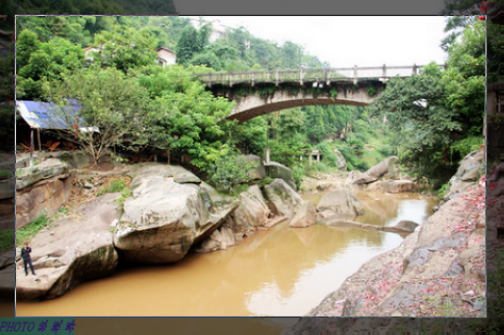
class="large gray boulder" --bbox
[232,185,270,230]
[238,155,266,180]
[333,148,348,171]
[445,149,484,199]
[195,224,238,253]
[128,163,201,184]
[114,173,238,264]
[16,193,119,301]
[351,156,400,185]
[264,162,296,191]
[263,178,303,218]
[366,180,417,193]
[289,201,317,228]
[317,188,365,218]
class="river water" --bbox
[16,190,436,317]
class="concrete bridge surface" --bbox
[196,64,445,123]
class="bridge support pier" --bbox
[265,148,270,163]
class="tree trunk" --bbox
[166,149,170,165]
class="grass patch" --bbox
[57,206,68,217]
[116,188,132,207]
[109,227,116,233]
[16,213,50,246]
[97,178,125,196]
[0,229,15,253]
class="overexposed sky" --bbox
[181,16,449,68]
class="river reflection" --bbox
[16,192,435,317]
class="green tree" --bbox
[93,26,158,72]
[17,36,85,100]
[16,29,41,69]
[42,65,151,165]
[175,23,212,66]
[140,65,234,170]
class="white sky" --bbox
[181,16,449,68]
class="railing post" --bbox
[413,64,417,75]
[252,71,255,87]
[326,67,331,85]
[208,73,212,88]
[382,64,386,78]
[353,65,358,85]
[229,71,233,87]
[275,69,279,86]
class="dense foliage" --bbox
[14,16,484,192]
[370,19,484,186]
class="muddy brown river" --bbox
[16,190,436,317]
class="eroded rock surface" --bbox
[16,158,75,229]
[351,156,400,185]
[445,149,484,199]
[264,179,303,217]
[114,168,238,263]
[317,189,365,218]
[333,148,347,171]
[16,193,119,301]
[264,162,297,191]
[308,184,485,317]
[365,180,417,193]
[289,201,316,228]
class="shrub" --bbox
[450,136,483,159]
[257,176,274,187]
[292,164,304,189]
[116,188,132,207]
[208,153,258,194]
[437,182,449,200]
[97,178,125,196]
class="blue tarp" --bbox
[16,100,98,132]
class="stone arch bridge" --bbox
[196,64,445,123]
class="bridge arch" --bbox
[219,84,379,123]
[196,64,445,123]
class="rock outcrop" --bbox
[263,178,303,217]
[239,155,266,180]
[264,162,297,191]
[16,193,120,301]
[365,180,417,193]
[317,189,365,218]
[289,201,317,228]
[114,170,239,263]
[333,148,348,171]
[128,163,201,184]
[316,181,346,193]
[445,149,484,199]
[319,218,418,234]
[16,158,75,229]
[231,185,270,231]
[351,156,400,185]
[307,184,485,317]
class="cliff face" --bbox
[307,179,486,317]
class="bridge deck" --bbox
[196,64,445,87]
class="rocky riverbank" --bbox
[13,150,484,311]
[14,158,309,301]
[303,150,486,317]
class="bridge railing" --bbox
[196,64,446,87]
